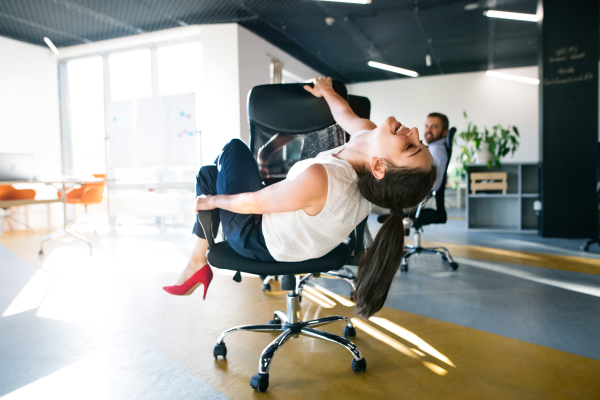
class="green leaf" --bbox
[513,126,520,137]
[487,160,493,169]
[463,111,467,119]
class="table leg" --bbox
[39,183,93,256]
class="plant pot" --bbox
[476,143,494,165]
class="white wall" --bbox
[0,36,61,176]
[197,24,241,164]
[237,25,320,144]
[0,36,63,231]
[348,66,540,163]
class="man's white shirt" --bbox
[428,139,448,192]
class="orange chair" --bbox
[58,174,105,202]
[0,185,37,236]
[58,174,106,224]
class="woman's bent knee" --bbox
[196,165,218,195]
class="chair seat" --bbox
[207,240,352,276]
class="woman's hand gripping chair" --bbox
[400,127,459,272]
[198,83,367,392]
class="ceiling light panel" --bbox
[368,61,418,77]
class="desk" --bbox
[2,178,103,255]
[0,198,62,234]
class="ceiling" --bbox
[0,0,540,83]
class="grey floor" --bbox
[0,238,228,400]
[313,212,600,362]
[2,213,600,398]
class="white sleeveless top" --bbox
[262,130,373,262]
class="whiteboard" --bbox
[106,93,197,168]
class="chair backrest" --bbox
[348,95,371,119]
[596,143,600,193]
[0,185,15,200]
[344,95,371,142]
[81,185,104,204]
[248,81,348,181]
[432,127,457,221]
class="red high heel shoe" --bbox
[163,264,213,299]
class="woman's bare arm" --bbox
[304,77,376,135]
[195,164,328,216]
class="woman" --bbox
[164,77,437,318]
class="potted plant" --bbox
[455,111,520,176]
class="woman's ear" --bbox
[370,157,386,180]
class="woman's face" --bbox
[371,116,434,171]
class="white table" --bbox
[2,178,103,256]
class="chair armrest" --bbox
[414,191,435,219]
[197,210,216,249]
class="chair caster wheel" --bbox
[274,275,279,281]
[38,250,43,257]
[449,262,459,270]
[344,326,356,339]
[400,263,408,272]
[349,289,355,301]
[250,373,269,392]
[213,343,227,359]
[352,358,367,373]
[268,316,280,325]
[582,244,590,252]
[262,283,271,292]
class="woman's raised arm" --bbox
[304,77,376,135]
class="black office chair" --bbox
[197,82,367,392]
[582,143,600,251]
[256,90,371,297]
[400,127,459,272]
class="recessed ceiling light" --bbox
[314,0,372,4]
[484,10,539,22]
[486,71,539,85]
[464,3,479,11]
[43,37,59,55]
[368,61,419,77]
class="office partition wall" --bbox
[539,0,599,238]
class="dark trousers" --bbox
[192,139,275,262]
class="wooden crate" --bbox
[470,172,508,194]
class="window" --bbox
[157,42,202,96]
[109,49,151,101]
[67,56,105,176]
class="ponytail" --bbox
[354,162,437,318]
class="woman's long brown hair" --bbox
[354,162,437,318]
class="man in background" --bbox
[424,112,449,192]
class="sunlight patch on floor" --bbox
[1,269,54,317]
[0,350,108,400]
